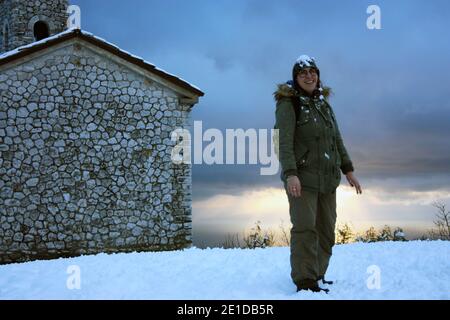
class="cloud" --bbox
[71,0,450,240]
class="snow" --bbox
[0,28,75,60]
[0,29,202,93]
[296,54,315,67]
[0,241,448,300]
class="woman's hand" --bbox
[287,175,302,198]
[345,171,362,194]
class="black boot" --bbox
[296,279,330,294]
[317,276,334,285]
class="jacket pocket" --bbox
[296,110,316,139]
[295,147,310,168]
[297,112,311,126]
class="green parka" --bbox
[274,83,354,194]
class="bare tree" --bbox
[279,220,291,246]
[430,202,450,240]
[195,240,208,249]
[222,233,242,249]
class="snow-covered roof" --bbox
[0,28,204,98]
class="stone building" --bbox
[0,0,204,264]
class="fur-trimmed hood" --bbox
[273,82,332,102]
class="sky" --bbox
[71,0,450,246]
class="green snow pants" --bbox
[283,181,337,285]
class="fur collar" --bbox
[273,82,332,102]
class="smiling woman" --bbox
[274,54,362,293]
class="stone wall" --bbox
[0,41,193,264]
[0,0,68,54]
[0,0,13,52]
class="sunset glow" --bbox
[193,184,445,238]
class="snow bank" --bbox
[0,241,448,300]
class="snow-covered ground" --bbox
[0,241,449,300]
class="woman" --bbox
[274,55,362,293]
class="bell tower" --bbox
[0,0,69,54]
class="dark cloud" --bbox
[192,164,282,200]
[72,0,450,201]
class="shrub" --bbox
[243,221,275,249]
[336,223,354,244]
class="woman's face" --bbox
[296,67,318,95]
